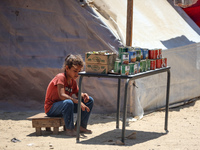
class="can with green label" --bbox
[121,64,130,75]
[121,52,129,64]
[114,60,121,74]
[135,50,141,61]
[140,60,147,72]
[118,47,127,59]
[146,59,150,71]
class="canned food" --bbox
[128,51,136,63]
[156,59,162,68]
[149,49,156,59]
[118,47,127,59]
[114,60,121,73]
[162,58,167,67]
[121,52,129,64]
[140,60,146,72]
[121,64,130,75]
[142,49,149,59]
[155,49,162,59]
[150,59,156,70]
[146,59,150,71]
[136,61,140,73]
[135,50,141,61]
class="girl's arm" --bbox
[57,84,90,112]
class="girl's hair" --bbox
[62,54,84,71]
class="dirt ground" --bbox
[0,100,200,150]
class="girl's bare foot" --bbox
[66,129,76,137]
[75,126,92,134]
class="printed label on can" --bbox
[142,49,149,59]
[118,47,127,59]
[140,60,147,72]
[146,59,150,71]
[162,58,167,67]
[114,60,121,73]
[128,51,136,63]
[150,59,156,70]
[121,52,129,64]
[121,65,130,75]
[136,61,140,73]
[149,49,156,59]
[156,59,162,68]
[135,50,141,61]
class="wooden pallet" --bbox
[27,113,65,136]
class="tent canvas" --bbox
[0,0,200,118]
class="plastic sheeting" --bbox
[0,0,200,118]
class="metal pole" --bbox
[116,79,121,128]
[165,70,170,131]
[76,76,83,142]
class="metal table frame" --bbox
[76,66,170,143]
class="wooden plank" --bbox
[32,119,61,127]
[126,0,134,46]
[27,113,63,120]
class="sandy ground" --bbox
[0,100,200,150]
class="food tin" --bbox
[150,59,156,70]
[142,48,149,59]
[121,52,129,64]
[121,64,130,75]
[146,59,150,71]
[162,58,167,67]
[128,51,136,63]
[156,59,162,68]
[135,50,141,61]
[136,61,140,73]
[149,49,156,59]
[114,60,121,73]
[155,49,162,59]
[140,60,147,72]
[129,63,137,75]
[118,47,127,59]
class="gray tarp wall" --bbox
[0,0,200,117]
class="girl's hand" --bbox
[81,102,90,112]
[82,93,89,103]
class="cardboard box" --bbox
[86,64,111,74]
[85,52,114,65]
[85,51,116,74]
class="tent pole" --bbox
[126,0,133,46]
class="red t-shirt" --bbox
[44,73,79,113]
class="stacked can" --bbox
[148,48,167,70]
[114,46,167,75]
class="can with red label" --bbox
[159,49,162,58]
[162,58,167,67]
[150,59,156,70]
[155,49,162,59]
[156,59,162,68]
[149,49,156,59]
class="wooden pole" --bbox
[126,0,133,46]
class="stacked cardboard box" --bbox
[85,51,116,74]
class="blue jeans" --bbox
[47,96,94,130]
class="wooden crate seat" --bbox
[27,113,65,136]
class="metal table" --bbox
[76,66,170,143]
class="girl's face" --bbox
[66,65,82,80]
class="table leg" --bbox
[165,70,170,131]
[121,79,130,143]
[116,78,121,128]
[76,76,83,142]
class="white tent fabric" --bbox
[0,0,200,118]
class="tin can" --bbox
[135,50,141,61]
[121,64,130,75]
[162,58,167,67]
[155,49,162,59]
[128,63,134,75]
[114,60,121,73]
[136,61,140,73]
[121,52,129,64]
[156,59,162,68]
[142,49,149,59]
[128,51,136,63]
[146,59,150,71]
[149,49,156,59]
[150,59,156,70]
[140,60,147,72]
[118,47,127,59]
